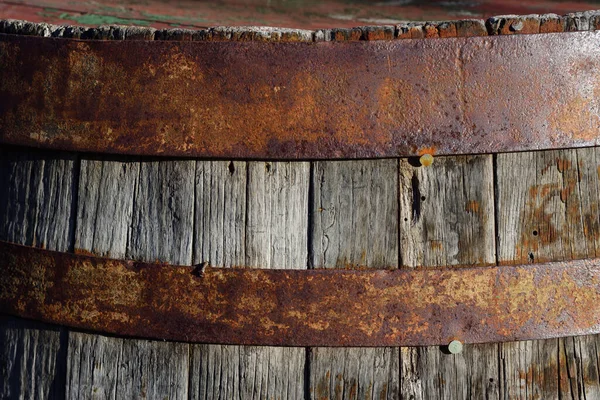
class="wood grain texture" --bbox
[74,156,139,258]
[398,155,499,399]
[497,148,600,399]
[120,158,194,400]
[67,157,193,400]
[399,155,495,267]
[499,339,559,400]
[129,160,195,265]
[189,161,309,400]
[310,159,400,400]
[66,157,138,400]
[66,332,120,400]
[0,147,76,400]
[311,160,398,269]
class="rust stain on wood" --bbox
[465,200,481,214]
[3,240,600,346]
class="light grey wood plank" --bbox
[74,157,140,258]
[497,148,600,399]
[193,161,247,268]
[129,160,195,265]
[499,339,559,399]
[311,159,398,269]
[190,161,309,400]
[66,332,121,400]
[67,157,194,400]
[398,155,498,400]
[66,157,139,400]
[246,161,309,269]
[310,159,400,400]
[399,155,496,267]
[117,339,190,400]
[122,158,195,400]
[0,147,76,400]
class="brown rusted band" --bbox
[2,240,600,346]
[1,31,600,159]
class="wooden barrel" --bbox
[3,2,600,399]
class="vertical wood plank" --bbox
[398,155,499,399]
[129,160,195,265]
[66,157,138,400]
[310,159,400,400]
[498,339,559,400]
[190,160,309,400]
[497,148,600,399]
[122,159,194,399]
[0,147,76,400]
[67,157,194,400]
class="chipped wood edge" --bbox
[0,10,598,42]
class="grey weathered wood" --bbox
[311,160,398,269]
[497,148,600,399]
[66,157,193,400]
[399,155,499,399]
[128,160,195,265]
[66,157,138,399]
[559,335,600,399]
[74,157,139,258]
[121,158,194,399]
[310,159,400,400]
[189,161,309,400]
[66,332,121,400]
[0,149,77,251]
[0,147,76,400]
[499,339,559,399]
[399,155,496,267]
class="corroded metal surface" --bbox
[1,31,600,159]
[2,240,600,346]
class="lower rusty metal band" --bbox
[2,241,600,346]
[1,31,600,159]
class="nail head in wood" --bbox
[419,153,434,167]
[448,340,463,354]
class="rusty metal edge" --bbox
[1,31,600,160]
[2,240,600,347]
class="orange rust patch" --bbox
[549,96,600,142]
[429,240,443,251]
[418,147,437,156]
[465,200,480,214]
[560,182,576,203]
[540,17,564,33]
[556,158,572,173]
[74,248,96,256]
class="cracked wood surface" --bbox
[190,160,309,400]
[310,159,400,400]
[399,155,499,399]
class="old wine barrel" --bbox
[3,0,600,398]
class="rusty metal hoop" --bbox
[2,241,600,347]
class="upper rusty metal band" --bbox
[1,31,600,159]
[2,240,600,346]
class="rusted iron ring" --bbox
[1,31,600,159]
[2,241,600,346]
